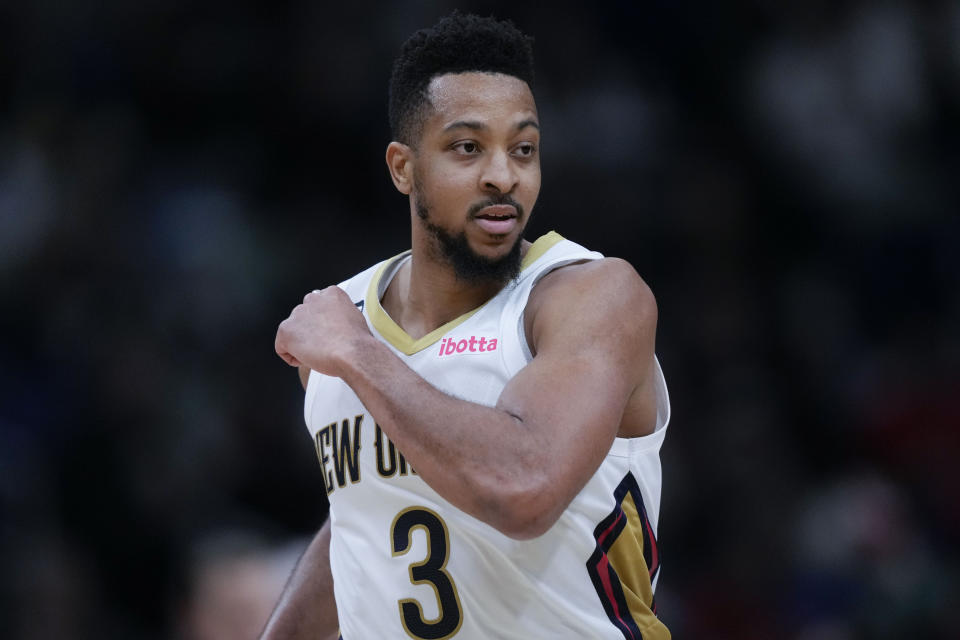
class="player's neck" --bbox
[380,255,497,340]
[381,242,530,341]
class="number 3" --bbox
[391,507,464,639]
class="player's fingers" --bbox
[274,323,299,366]
[303,288,323,304]
[278,351,302,367]
[274,333,301,367]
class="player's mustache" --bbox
[467,195,524,219]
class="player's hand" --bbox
[275,286,372,376]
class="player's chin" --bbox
[470,231,518,258]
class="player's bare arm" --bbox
[297,364,310,390]
[275,257,656,540]
[258,519,338,640]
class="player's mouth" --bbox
[473,204,518,235]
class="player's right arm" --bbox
[258,519,339,640]
[276,258,657,540]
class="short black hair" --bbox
[388,12,535,146]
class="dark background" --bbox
[2,1,958,638]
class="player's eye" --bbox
[513,142,536,157]
[453,141,480,154]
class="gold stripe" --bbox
[366,231,566,355]
[365,254,483,355]
[520,230,564,270]
[606,492,671,639]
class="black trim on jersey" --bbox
[586,472,661,640]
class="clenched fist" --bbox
[275,286,373,377]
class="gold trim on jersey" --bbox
[520,230,563,270]
[366,231,565,355]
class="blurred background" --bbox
[1,0,958,638]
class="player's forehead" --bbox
[424,72,538,135]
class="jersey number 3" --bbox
[391,507,464,639]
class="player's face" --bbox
[412,72,541,280]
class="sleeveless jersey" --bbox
[304,231,672,639]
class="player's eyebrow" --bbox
[442,119,540,133]
[443,120,487,133]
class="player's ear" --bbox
[386,142,414,195]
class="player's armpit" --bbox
[493,257,658,537]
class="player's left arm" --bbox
[495,257,658,531]
[275,258,657,539]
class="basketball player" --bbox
[265,13,671,640]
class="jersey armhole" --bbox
[610,356,672,455]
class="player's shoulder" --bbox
[335,256,394,300]
[524,256,656,356]
[296,254,402,390]
[530,256,656,319]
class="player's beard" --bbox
[414,181,524,287]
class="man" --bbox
[266,12,671,640]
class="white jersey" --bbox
[304,231,671,640]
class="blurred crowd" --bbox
[1,1,957,638]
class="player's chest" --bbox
[306,331,514,500]
[309,407,423,499]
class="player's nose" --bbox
[480,149,518,194]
